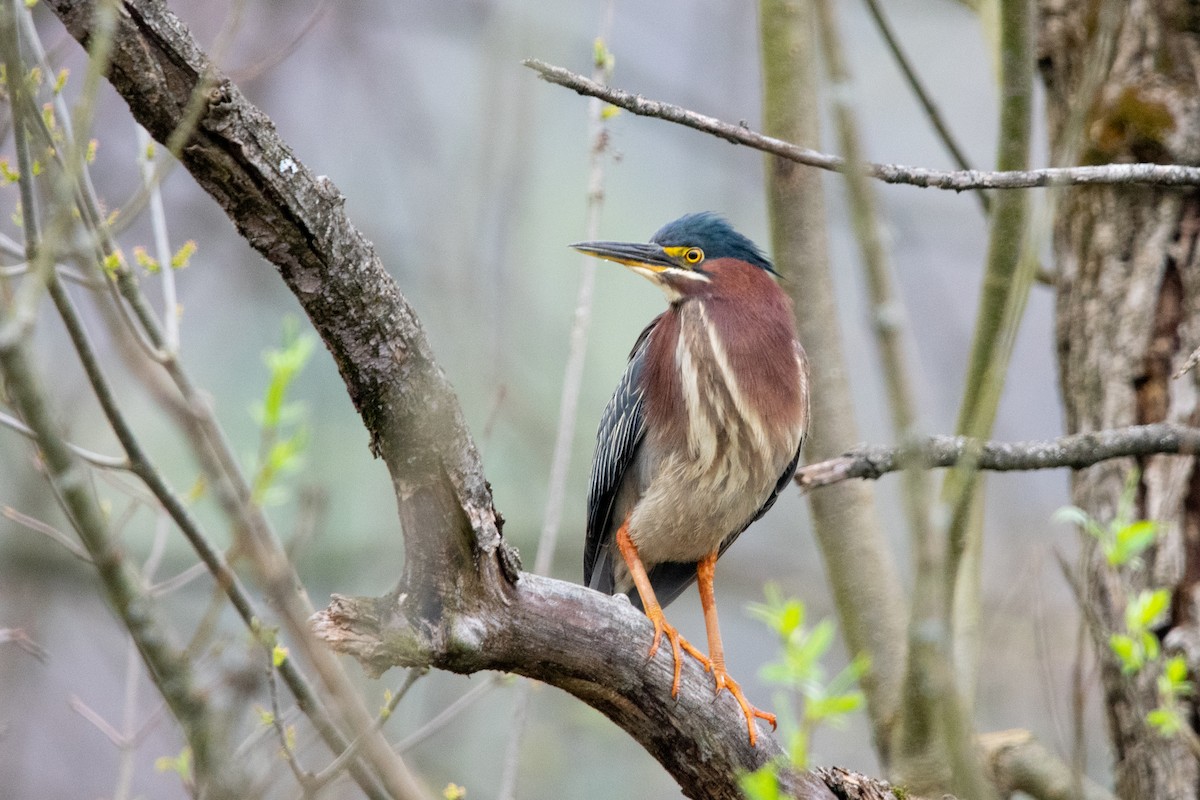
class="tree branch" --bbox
[312,577,849,800]
[981,729,1117,800]
[40,1,873,797]
[795,423,1200,489]
[523,59,1200,191]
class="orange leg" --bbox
[697,550,777,746]
[615,520,710,697]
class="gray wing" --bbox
[584,316,660,593]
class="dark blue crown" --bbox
[650,212,775,274]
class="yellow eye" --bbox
[684,248,704,265]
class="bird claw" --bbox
[647,617,710,698]
[645,616,773,745]
[711,667,776,746]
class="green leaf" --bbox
[739,764,782,800]
[808,692,864,721]
[1114,520,1159,562]
[1147,707,1183,735]
[155,746,193,782]
[1165,655,1189,684]
[1142,632,1160,663]
[1109,633,1140,672]
[794,619,835,669]
[779,602,803,638]
[1127,589,1170,631]
[171,240,197,269]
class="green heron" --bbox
[574,212,809,746]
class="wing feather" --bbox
[584,317,660,592]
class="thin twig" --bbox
[136,124,180,353]
[114,640,142,800]
[394,674,508,754]
[267,657,313,787]
[0,627,48,661]
[45,278,389,799]
[228,0,330,83]
[3,504,92,562]
[523,58,1200,191]
[0,408,130,469]
[70,693,128,746]
[22,7,404,793]
[860,0,988,213]
[0,4,235,784]
[149,561,209,596]
[0,262,102,288]
[0,231,23,259]
[795,423,1200,489]
[1071,612,1088,800]
[306,668,427,792]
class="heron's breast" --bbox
[628,304,802,565]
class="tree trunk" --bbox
[1039,2,1200,796]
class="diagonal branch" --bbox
[523,59,1200,191]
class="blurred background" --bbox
[0,0,1100,797]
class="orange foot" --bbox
[710,666,777,746]
[645,609,711,697]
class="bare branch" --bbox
[313,578,852,800]
[0,409,130,469]
[523,59,1200,191]
[394,674,506,754]
[860,0,988,212]
[981,728,1117,800]
[3,504,94,562]
[795,423,1200,489]
[0,627,48,661]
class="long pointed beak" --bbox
[570,241,675,272]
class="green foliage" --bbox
[155,746,193,783]
[1148,655,1195,737]
[133,245,159,273]
[171,240,197,269]
[1054,469,1159,568]
[250,318,315,505]
[739,763,783,800]
[1057,476,1195,743]
[740,584,868,795]
[1109,588,1168,674]
[0,157,18,184]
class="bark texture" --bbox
[1040,1,1200,796]
[39,1,905,797]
